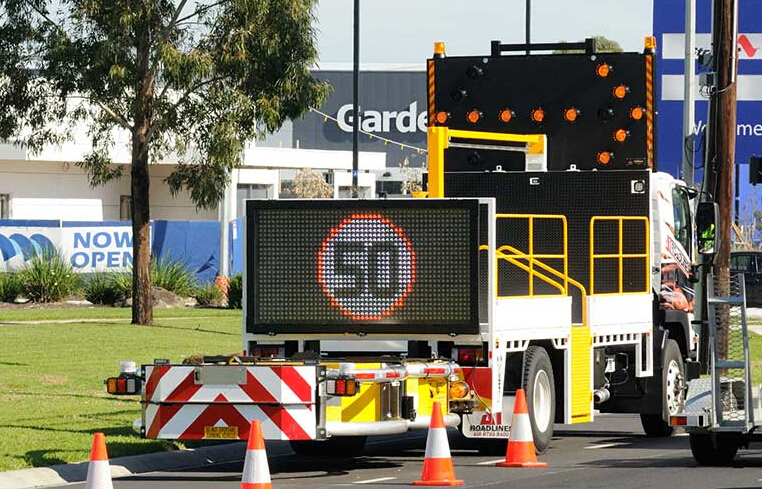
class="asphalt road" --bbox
[53,415,762,489]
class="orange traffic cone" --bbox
[85,432,113,489]
[241,420,272,489]
[413,401,464,486]
[496,388,548,468]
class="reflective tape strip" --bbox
[241,449,271,484]
[645,55,654,169]
[146,403,316,440]
[423,427,452,459]
[428,60,436,124]
[509,413,533,442]
[84,460,113,489]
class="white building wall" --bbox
[0,145,386,222]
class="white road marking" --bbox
[478,458,508,465]
[584,442,632,449]
[354,476,397,484]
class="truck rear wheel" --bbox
[289,436,367,457]
[640,339,684,437]
[689,432,739,466]
[522,346,555,453]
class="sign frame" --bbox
[244,198,481,336]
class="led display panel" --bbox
[246,199,479,335]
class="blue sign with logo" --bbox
[654,0,762,223]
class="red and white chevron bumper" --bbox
[141,365,319,441]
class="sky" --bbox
[314,0,655,65]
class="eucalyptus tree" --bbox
[0,0,327,324]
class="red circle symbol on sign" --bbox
[318,214,416,321]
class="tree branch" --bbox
[174,0,230,25]
[147,75,226,142]
[24,0,67,36]
[93,98,132,130]
[148,0,190,77]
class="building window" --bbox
[120,195,132,221]
[237,184,271,217]
[0,194,9,219]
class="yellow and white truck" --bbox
[108,37,707,455]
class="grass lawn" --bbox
[0,307,237,322]
[0,308,242,472]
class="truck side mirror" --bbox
[696,202,719,256]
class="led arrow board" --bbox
[245,199,479,335]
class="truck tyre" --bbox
[689,432,739,466]
[289,436,367,457]
[522,346,555,453]
[640,339,685,437]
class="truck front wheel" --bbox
[641,338,685,437]
[523,346,555,453]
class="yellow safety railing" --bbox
[426,126,545,198]
[589,216,650,295]
[491,214,569,297]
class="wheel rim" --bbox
[533,370,552,432]
[665,359,685,415]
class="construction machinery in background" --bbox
[106,37,716,456]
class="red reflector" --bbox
[355,373,375,380]
[458,347,477,364]
[424,368,446,375]
[385,371,400,379]
[259,346,280,357]
[669,416,687,426]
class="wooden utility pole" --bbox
[703,0,738,361]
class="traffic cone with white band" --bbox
[496,388,548,468]
[413,401,464,486]
[241,420,272,489]
[85,432,113,489]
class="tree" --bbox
[554,36,624,54]
[0,0,328,325]
[293,168,333,198]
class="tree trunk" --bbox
[131,127,152,325]
[131,26,154,326]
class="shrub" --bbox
[82,273,126,305]
[194,283,225,307]
[112,271,133,299]
[0,272,22,302]
[228,273,243,309]
[18,249,80,302]
[151,255,198,297]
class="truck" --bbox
[669,235,762,465]
[107,37,708,455]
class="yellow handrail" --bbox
[495,213,568,297]
[589,216,650,295]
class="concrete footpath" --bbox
[0,442,248,489]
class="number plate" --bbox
[204,426,239,439]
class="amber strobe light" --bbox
[614,129,629,142]
[434,42,446,56]
[449,381,470,400]
[630,106,644,120]
[530,108,545,123]
[435,111,449,124]
[596,63,612,77]
[499,109,514,123]
[466,109,482,124]
[597,151,612,165]
[613,85,629,99]
[564,108,580,122]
